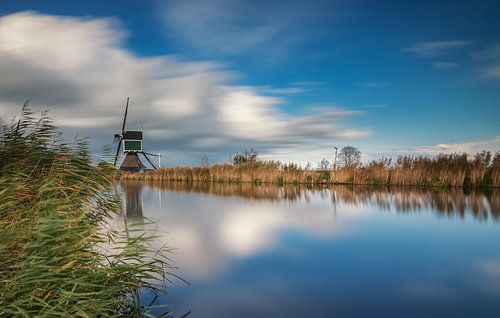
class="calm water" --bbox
[119,181,500,318]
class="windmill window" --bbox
[123,140,143,152]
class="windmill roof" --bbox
[123,131,142,140]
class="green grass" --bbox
[0,105,174,317]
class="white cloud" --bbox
[161,0,332,59]
[372,136,500,159]
[474,43,500,79]
[401,40,471,58]
[0,12,368,166]
[404,41,500,79]
[290,81,324,87]
[431,61,458,69]
[257,85,306,95]
[411,136,500,154]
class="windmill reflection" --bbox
[122,180,144,219]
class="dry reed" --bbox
[122,152,500,188]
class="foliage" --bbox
[0,104,173,317]
[339,146,361,167]
[233,148,258,165]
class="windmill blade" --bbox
[142,152,157,170]
[114,97,129,167]
[113,138,122,166]
[142,152,160,157]
[121,97,129,134]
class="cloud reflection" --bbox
[476,259,500,294]
[120,181,499,281]
[120,181,355,279]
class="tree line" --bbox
[125,146,500,188]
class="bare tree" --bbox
[339,146,361,167]
[233,148,258,165]
[318,158,330,171]
[201,155,209,167]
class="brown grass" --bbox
[121,151,500,188]
[123,161,324,185]
[330,152,500,187]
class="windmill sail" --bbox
[113,97,158,172]
[113,97,129,166]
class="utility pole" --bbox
[158,153,161,168]
[333,146,338,171]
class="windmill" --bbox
[113,97,160,172]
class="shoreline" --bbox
[119,171,500,189]
[118,151,499,189]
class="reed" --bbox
[123,161,322,185]
[330,152,500,188]
[0,106,173,317]
[122,152,500,188]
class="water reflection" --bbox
[119,181,500,318]
[120,181,361,280]
[123,180,144,219]
[123,180,499,221]
[333,186,500,221]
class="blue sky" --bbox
[0,0,499,166]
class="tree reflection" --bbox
[134,181,499,221]
[333,187,499,221]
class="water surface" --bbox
[119,181,500,318]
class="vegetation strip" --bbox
[122,151,500,188]
[0,106,173,317]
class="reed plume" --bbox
[0,105,174,317]
[122,152,499,188]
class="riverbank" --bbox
[0,108,171,316]
[121,152,500,188]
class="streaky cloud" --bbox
[402,40,471,58]
[0,11,368,166]
[371,136,500,160]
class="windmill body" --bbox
[114,98,160,172]
[120,131,146,171]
